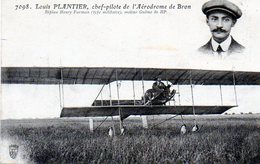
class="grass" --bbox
[1,115,260,163]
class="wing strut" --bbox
[219,84,223,105]
[141,69,148,127]
[151,109,185,129]
[93,84,106,106]
[132,68,137,105]
[166,80,171,105]
[116,70,120,105]
[141,69,146,104]
[58,83,62,110]
[189,70,196,126]
[233,71,238,106]
[58,68,65,110]
[108,82,116,135]
[109,83,112,106]
[132,80,136,105]
[177,83,181,105]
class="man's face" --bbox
[207,11,236,43]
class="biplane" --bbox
[2,67,260,134]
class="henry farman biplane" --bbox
[2,67,260,134]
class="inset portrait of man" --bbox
[198,0,245,56]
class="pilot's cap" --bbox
[202,0,242,19]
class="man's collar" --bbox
[211,35,232,52]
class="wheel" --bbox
[192,125,199,132]
[120,126,126,135]
[108,127,114,137]
[180,124,187,135]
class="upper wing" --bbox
[60,105,235,118]
[2,67,260,85]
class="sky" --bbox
[1,0,260,119]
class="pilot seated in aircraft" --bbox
[152,78,166,93]
[149,78,176,104]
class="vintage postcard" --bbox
[1,0,260,163]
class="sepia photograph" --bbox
[1,0,260,163]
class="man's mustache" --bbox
[211,28,227,33]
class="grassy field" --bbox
[1,114,260,163]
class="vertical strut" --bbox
[61,68,65,107]
[132,80,136,105]
[232,71,238,106]
[109,83,115,135]
[109,83,112,106]
[141,69,148,127]
[166,80,170,105]
[58,83,62,110]
[219,84,223,105]
[177,83,181,105]
[116,70,122,135]
[189,71,196,124]
[141,69,145,104]
[116,70,120,105]
[59,68,64,110]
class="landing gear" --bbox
[108,127,114,138]
[192,125,199,132]
[120,126,126,135]
[180,124,187,135]
[180,124,199,135]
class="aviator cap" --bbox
[202,0,242,19]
